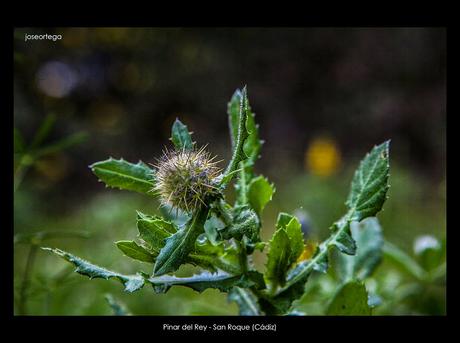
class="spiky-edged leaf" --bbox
[243,103,262,164]
[286,219,304,263]
[171,118,193,151]
[275,212,294,229]
[326,280,371,315]
[247,176,275,216]
[136,211,177,254]
[220,87,250,187]
[269,141,390,311]
[265,228,291,292]
[190,236,242,275]
[43,247,144,292]
[228,88,262,165]
[228,287,263,316]
[264,214,309,295]
[147,271,253,293]
[228,89,242,151]
[276,213,304,265]
[153,207,208,276]
[228,88,263,205]
[335,217,384,282]
[115,240,155,263]
[346,141,390,221]
[90,158,155,196]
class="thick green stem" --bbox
[238,163,248,204]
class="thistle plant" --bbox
[44,87,391,315]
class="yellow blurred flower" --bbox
[297,240,318,263]
[305,136,341,177]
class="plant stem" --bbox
[239,163,248,204]
[18,244,38,315]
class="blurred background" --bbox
[14,27,446,315]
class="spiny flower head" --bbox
[153,146,222,213]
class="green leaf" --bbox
[326,280,371,315]
[171,118,193,151]
[227,88,263,205]
[153,207,208,276]
[220,87,250,187]
[346,141,390,222]
[115,240,155,263]
[43,247,145,292]
[276,213,304,265]
[275,213,294,229]
[228,88,262,165]
[228,89,242,151]
[190,236,243,275]
[228,287,263,316]
[204,214,225,244]
[335,217,384,282]
[243,101,262,164]
[330,220,356,255]
[147,271,253,293]
[136,211,177,254]
[253,213,305,306]
[265,228,291,292]
[90,158,155,196]
[247,176,275,216]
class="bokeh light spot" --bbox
[305,136,342,177]
[36,61,78,98]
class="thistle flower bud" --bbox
[153,147,222,213]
